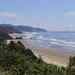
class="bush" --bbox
[66,56,75,75]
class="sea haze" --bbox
[12,31,75,53]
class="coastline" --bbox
[7,38,75,67]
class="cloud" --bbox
[0,12,21,17]
[64,12,75,16]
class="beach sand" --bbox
[7,39,75,67]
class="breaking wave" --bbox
[50,39,75,48]
[23,32,37,39]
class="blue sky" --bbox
[0,0,75,31]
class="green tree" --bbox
[66,56,75,75]
[7,41,16,50]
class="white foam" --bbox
[37,36,46,40]
[31,32,37,34]
[50,42,64,46]
[24,32,36,39]
[23,32,75,49]
[50,38,75,48]
[50,39,58,41]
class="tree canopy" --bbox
[0,41,75,75]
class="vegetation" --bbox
[0,24,74,75]
[0,41,75,75]
[0,24,47,32]
[0,25,22,33]
[66,56,75,75]
[0,31,13,42]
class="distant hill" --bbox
[1,24,47,32]
[0,25,22,33]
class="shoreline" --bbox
[7,39,75,67]
[27,44,75,67]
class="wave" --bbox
[35,37,75,48]
[23,32,75,49]
[23,32,37,39]
[22,32,75,52]
[50,42,64,46]
[32,32,37,34]
[37,36,43,39]
[50,38,75,48]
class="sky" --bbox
[0,0,75,31]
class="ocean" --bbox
[12,31,75,53]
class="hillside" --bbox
[0,25,22,33]
[1,24,47,32]
[0,41,75,75]
[14,25,47,32]
[0,31,13,42]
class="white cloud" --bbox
[64,12,75,16]
[0,12,21,17]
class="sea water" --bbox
[13,31,75,53]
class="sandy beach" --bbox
[30,46,75,67]
[7,38,75,67]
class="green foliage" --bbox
[0,31,12,42]
[66,56,75,75]
[69,56,75,68]
[17,41,25,47]
[0,41,75,75]
[7,41,16,50]
[0,25,22,33]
